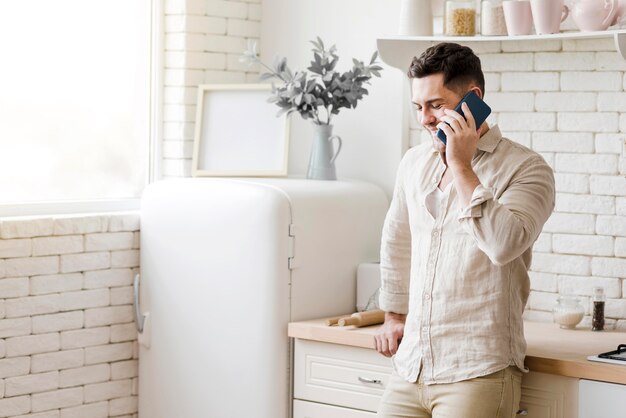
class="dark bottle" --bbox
[592,287,605,331]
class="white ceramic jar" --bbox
[398,0,433,35]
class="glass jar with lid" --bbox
[592,286,606,331]
[481,0,507,35]
[552,296,585,329]
[444,0,477,36]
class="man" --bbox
[375,42,555,418]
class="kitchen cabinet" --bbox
[376,30,626,71]
[519,371,579,418]
[289,319,626,417]
[293,339,391,414]
[293,339,579,417]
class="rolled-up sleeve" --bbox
[457,157,555,266]
[379,157,412,314]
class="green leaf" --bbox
[278,57,287,72]
[329,57,338,71]
[370,51,378,64]
[317,36,325,50]
[314,52,322,66]
[310,39,322,51]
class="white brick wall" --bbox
[0,213,139,417]
[162,0,261,178]
[409,39,626,326]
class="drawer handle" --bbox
[516,409,528,416]
[358,376,382,385]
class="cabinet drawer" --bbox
[519,371,579,418]
[579,379,626,418]
[293,400,376,418]
[294,339,392,412]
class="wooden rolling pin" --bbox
[337,309,385,327]
[325,316,344,326]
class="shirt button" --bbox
[422,326,428,333]
[424,294,430,300]
[433,231,439,237]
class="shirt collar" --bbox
[477,124,502,153]
[430,124,502,154]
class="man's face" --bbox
[411,73,465,154]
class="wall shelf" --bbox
[376,30,626,70]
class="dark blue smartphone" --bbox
[436,91,492,145]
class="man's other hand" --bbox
[374,312,407,357]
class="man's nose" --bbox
[419,108,436,125]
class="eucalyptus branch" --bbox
[240,37,383,125]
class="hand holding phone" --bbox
[436,91,491,145]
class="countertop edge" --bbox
[288,319,626,385]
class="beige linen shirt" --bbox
[379,125,555,384]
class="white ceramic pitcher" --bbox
[306,124,342,181]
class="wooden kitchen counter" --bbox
[288,318,626,385]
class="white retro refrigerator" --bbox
[136,177,389,418]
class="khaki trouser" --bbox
[377,366,522,418]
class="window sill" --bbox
[0,199,140,218]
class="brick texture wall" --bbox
[162,0,262,178]
[409,38,626,329]
[0,214,140,418]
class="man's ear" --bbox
[469,86,484,99]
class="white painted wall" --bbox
[260,0,406,195]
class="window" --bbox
[0,0,154,210]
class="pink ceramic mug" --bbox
[530,0,570,34]
[503,0,534,35]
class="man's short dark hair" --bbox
[407,43,485,96]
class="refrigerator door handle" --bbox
[134,274,146,333]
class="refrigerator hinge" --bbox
[288,223,297,270]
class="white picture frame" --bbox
[192,84,290,177]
